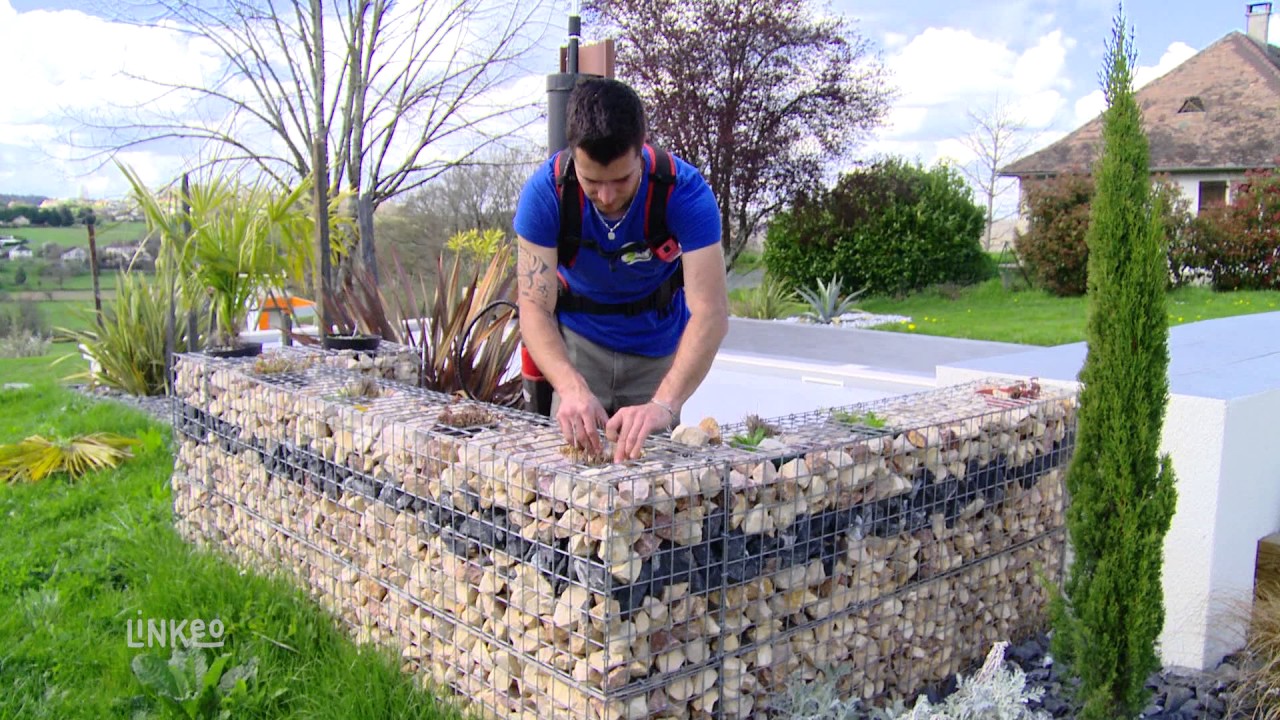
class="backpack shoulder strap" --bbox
[554,150,583,268]
[643,145,681,262]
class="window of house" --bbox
[1198,181,1227,211]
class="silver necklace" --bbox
[593,198,634,241]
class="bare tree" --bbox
[84,0,552,282]
[586,0,893,269]
[376,146,537,280]
[959,99,1033,250]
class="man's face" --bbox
[572,148,643,217]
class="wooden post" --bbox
[164,174,189,390]
[86,214,103,328]
[310,0,331,342]
[1256,532,1280,597]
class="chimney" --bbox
[1247,2,1272,43]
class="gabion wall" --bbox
[171,347,1076,719]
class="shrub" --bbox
[0,331,50,358]
[1051,17,1176,719]
[764,157,990,296]
[1152,178,1196,286]
[729,275,798,320]
[62,273,206,396]
[770,643,1049,720]
[1171,168,1280,290]
[387,243,521,406]
[1013,173,1094,296]
[1016,174,1195,295]
[879,642,1050,720]
[0,432,139,483]
[15,298,45,336]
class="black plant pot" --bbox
[205,341,263,359]
[322,334,382,352]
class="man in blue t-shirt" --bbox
[514,77,728,463]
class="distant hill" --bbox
[0,193,48,206]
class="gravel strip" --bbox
[72,384,173,425]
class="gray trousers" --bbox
[551,325,679,422]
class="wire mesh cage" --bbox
[171,349,1076,719]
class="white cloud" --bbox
[1010,89,1067,128]
[0,0,228,198]
[881,106,929,138]
[1073,91,1105,126]
[934,137,975,165]
[1135,41,1197,86]
[1011,30,1074,95]
[868,25,1076,170]
[0,0,555,200]
[883,31,908,49]
[888,28,1019,106]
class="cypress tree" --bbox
[1050,11,1178,720]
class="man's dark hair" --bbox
[566,78,646,165]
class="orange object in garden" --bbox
[247,295,318,331]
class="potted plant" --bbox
[320,260,392,353]
[123,167,313,359]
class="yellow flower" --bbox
[908,323,917,331]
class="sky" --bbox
[1,0,1277,202]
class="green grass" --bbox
[12,221,149,248]
[39,300,100,337]
[730,249,765,273]
[0,353,468,719]
[857,279,1280,346]
[0,261,142,293]
[0,300,99,340]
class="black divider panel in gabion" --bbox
[170,351,1076,720]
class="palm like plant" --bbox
[730,276,799,319]
[796,275,867,324]
[390,244,522,406]
[0,433,139,483]
[60,273,207,396]
[120,165,313,350]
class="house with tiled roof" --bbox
[1002,3,1280,215]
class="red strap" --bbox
[520,345,544,380]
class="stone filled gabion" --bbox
[170,347,1076,720]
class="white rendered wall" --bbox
[1207,390,1280,660]
[1168,170,1245,215]
[1158,394,1229,669]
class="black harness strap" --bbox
[556,264,685,317]
[554,145,683,316]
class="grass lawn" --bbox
[0,352,467,719]
[12,221,149,248]
[38,300,100,337]
[0,299,100,339]
[856,279,1280,346]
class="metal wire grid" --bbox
[170,355,1076,718]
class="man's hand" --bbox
[606,401,674,463]
[556,389,610,455]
